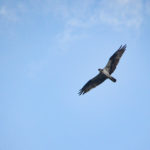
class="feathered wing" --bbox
[79,73,107,95]
[105,44,126,74]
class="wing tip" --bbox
[78,87,88,95]
[78,89,84,95]
[118,44,127,52]
[120,44,127,49]
[123,44,127,50]
[78,90,82,95]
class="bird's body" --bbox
[79,45,126,95]
[101,69,116,82]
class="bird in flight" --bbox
[79,44,126,95]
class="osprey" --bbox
[79,44,126,95]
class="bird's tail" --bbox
[109,76,116,82]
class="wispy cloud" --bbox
[0,0,149,50]
[61,0,144,29]
[0,2,28,22]
[0,0,148,26]
[145,0,150,15]
[51,0,146,49]
[98,0,143,28]
[0,6,18,22]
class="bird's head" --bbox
[98,68,103,72]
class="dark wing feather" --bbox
[105,44,126,74]
[79,73,107,95]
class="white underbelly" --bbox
[102,69,110,76]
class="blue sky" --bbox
[0,0,150,150]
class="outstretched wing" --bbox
[105,44,126,74]
[79,73,107,95]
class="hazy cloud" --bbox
[52,0,146,49]
[1,0,149,49]
[98,0,143,28]
[145,0,150,15]
[56,0,144,29]
[0,6,18,21]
